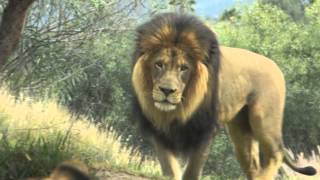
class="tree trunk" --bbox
[0,0,35,69]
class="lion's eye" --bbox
[180,64,189,71]
[155,62,164,69]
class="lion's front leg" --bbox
[182,140,212,180]
[153,139,182,180]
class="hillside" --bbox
[0,88,161,179]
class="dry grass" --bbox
[0,88,160,179]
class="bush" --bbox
[204,130,243,179]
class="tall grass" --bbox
[0,88,160,179]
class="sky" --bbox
[195,0,253,18]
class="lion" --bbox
[131,13,317,180]
[25,160,90,180]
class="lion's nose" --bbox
[159,87,176,96]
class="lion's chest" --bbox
[139,105,217,152]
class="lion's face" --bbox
[132,13,219,124]
[151,48,192,112]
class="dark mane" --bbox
[132,12,221,152]
[134,13,220,68]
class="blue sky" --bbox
[195,0,253,18]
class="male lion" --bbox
[131,13,316,180]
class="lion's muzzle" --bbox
[153,84,182,112]
[154,101,177,111]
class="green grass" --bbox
[0,88,161,179]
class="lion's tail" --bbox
[283,149,317,176]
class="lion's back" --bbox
[220,46,285,93]
[218,46,286,121]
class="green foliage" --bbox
[2,0,135,126]
[260,0,309,21]
[146,0,195,15]
[168,0,196,12]
[0,132,75,179]
[219,8,240,21]
[204,131,243,179]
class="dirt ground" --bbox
[95,169,152,180]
